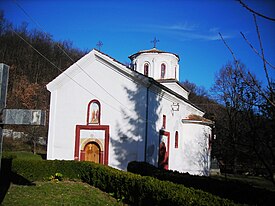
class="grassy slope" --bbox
[1,152,124,205]
[2,181,124,206]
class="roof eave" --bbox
[182,119,214,126]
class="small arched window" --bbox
[162,115,166,129]
[175,131,179,148]
[144,63,149,76]
[161,63,166,79]
[208,134,212,151]
[87,99,101,125]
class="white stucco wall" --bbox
[145,87,206,171]
[169,123,211,176]
[47,50,148,170]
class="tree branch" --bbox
[240,32,275,69]
[246,71,275,108]
[219,32,275,108]
[253,14,272,89]
[238,0,275,21]
[218,33,238,64]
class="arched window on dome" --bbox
[144,63,149,76]
[161,63,166,79]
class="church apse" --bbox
[181,123,212,175]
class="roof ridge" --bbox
[128,48,180,60]
[94,48,128,68]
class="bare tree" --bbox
[217,2,275,183]
[213,62,250,172]
[212,61,275,183]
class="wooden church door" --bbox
[158,131,170,170]
[84,142,100,163]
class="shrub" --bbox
[1,158,236,206]
[77,161,235,205]
[11,159,81,182]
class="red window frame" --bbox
[161,63,166,79]
[162,115,166,129]
[87,99,101,125]
[175,131,178,148]
[144,63,149,76]
[208,134,212,151]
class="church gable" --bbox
[47,50,96,92]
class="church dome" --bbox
[129,48,180,81]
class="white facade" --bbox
[47,48,213,175]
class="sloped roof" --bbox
[94,50,202,113]
[128,48,180,60]
[182,114,214,126]
[94,49,128,68]
[157,79,190,94]
[47,48,204,113]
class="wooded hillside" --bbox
[0,12,85,152]
[0,11,85,111]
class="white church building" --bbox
[46,47,213,175]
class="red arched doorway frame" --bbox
[74,125,109,165]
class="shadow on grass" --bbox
[128,161,275,205]
[0,158,35,204]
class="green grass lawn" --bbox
[211,173,275,192]
[2,181,125,206]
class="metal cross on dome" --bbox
[151,37,159,48]
[96,41,103,51]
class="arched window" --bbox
[175,131,179,148]
[208,134,212,151]
[87,100,101,125]
[161,63,166,79]
[162,115,166,129]
[144,63,149,76]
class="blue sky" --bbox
[1,0,275,90]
